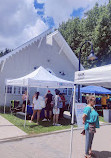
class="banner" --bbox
[75,103,86,127]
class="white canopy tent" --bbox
[5,66,74,127]
[74,64,111,87]
[70,64,111,158]
[6,66,74,88]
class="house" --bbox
[0,29,83,106]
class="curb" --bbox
[0,126,82,144]
[99,122,111,126]
[0,123,111,144]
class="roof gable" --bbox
[0,29,84,72]
[0,29,52,63]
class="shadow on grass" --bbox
[40,118,70,127]
[28,118,71,128]
[29,124,38,128]
[0,118,71,128]
[93,150,111,158]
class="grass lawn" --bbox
[1,113,74,135]
[1,114,105,135]
[99,116,106,122]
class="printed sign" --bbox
[75,103,86,127]
[77,72,85,80]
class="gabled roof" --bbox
[0,29,84,71]
[47,30,84,71]
[0,29,52,63]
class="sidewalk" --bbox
[0,115,27,140]
[0,124,111,158]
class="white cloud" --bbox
[38,0,109,26]
[0,0,109,50]
[0,0,48,50]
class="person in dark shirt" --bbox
[42,90,53,121]
[59,93,66,118]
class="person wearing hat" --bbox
[42,90,53,121]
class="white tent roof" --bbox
[6,66,74,88]
[74,64,111,88]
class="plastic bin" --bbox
[103,109,111,122]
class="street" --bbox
[0,125,111,158]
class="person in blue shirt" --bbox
[82,95,99,158]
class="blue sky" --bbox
[71,8,85,18]
[34,0,55,28]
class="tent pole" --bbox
[4,85,7,114]
[69,84,76,158]
[46,86,48,92]
[24,86,28,128]
[36,87,39,92]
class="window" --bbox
[46,68,56,76]
[68,88,73,95]
[63,88,67,95]
[62,88,73,96]
[13,86,21,95]
[5,86,12,94]
[22,87,27,94]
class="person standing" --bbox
[101,94,109,109]
[52,89,61,126]
[22,91,29,113]
[59,93,66,119]
[82,96,99,158]
[42,90,53,121]
[29,92,44,125]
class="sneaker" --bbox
[53,123,55,126]
[55,123,61,126]
[42,118,47,122]
[29,120,32,123]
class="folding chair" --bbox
[10,100,22,114]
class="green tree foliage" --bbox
[0,48,12,57]
[59,2,111,69]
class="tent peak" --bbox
[6,66,74,88]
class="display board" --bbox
[75,103,86,127]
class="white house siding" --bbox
[0,36,75,106]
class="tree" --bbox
[0,48,12,57]
[59,1,111,69]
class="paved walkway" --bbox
[0,115,27,139]
[0,125,111,158]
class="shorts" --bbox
[102,105,107,109]
[45,104,52,111]
[53,108,60,115]
[34,104,42,110]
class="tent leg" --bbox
[46,86,48,93]
[36,87,39,92]
[24,86,28,128]
[69,84,76,158]
[4,86,7,114]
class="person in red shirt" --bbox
[60,93,66,118]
